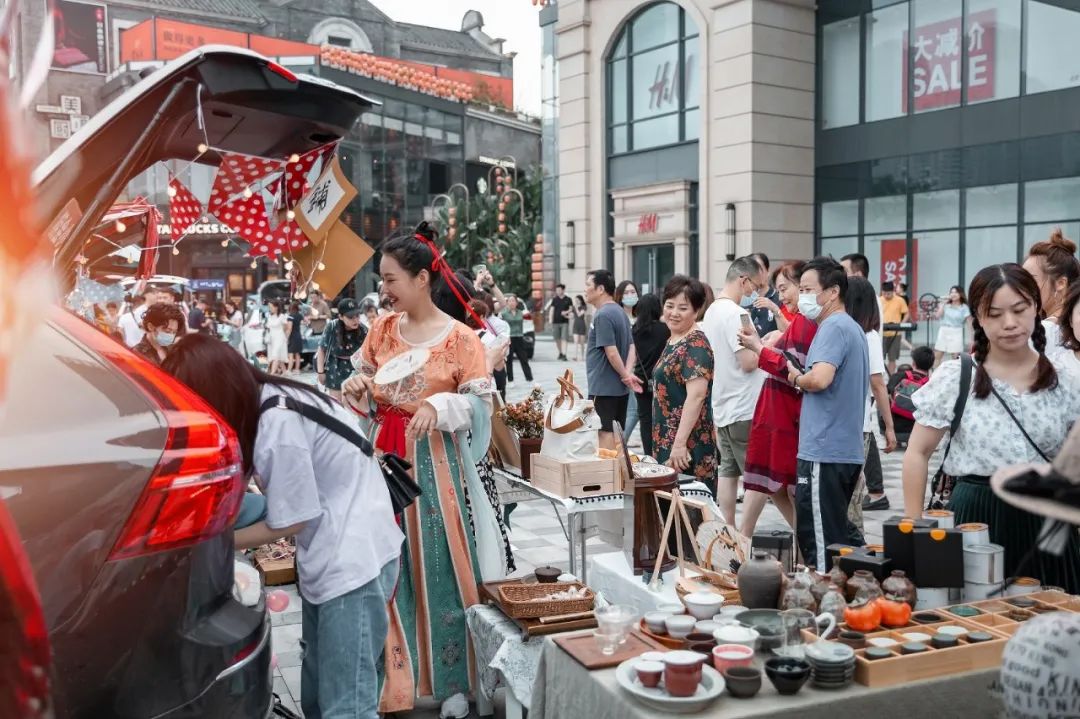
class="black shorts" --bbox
[590,394,629,433]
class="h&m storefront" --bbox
[818,0,1080,311]
[554,0,816,293]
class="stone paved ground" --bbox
[269,336,921,717]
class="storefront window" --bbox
[865,194,907,234]
[966,226,1017,287]
[911,0,962,114]
[821,199,859,236]
[916,230,960,298]
[822,236,859,259]
[965,183,1017,226]
[966,0,1020,105]
[864,234,907,292]
[822,17,860,128]
[1026,1,1080,95]
[607,2,699,154]
[865,2,908,122]
[1024,176,1080,223]
[913,189,959,230]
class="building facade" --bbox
[551,0,1080,308]
[552,0,815,295]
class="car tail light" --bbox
[56,313,245,560]
[265,61,298,83]
[0,499,51,717]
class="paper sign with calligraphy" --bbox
[290,220,374,299]
[903,10,996,112]
[295,155,357,245]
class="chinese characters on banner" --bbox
[880,239,919,318]
[50,0,108,74]
[903,10,996,112]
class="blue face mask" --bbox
[623,293,639,308]
[155,331,176,347]
[740,288,759,308]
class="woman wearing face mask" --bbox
[1023,229,1080,352]
[903,264,1080,592]
[615,280,642,443]
[737,262,815,536]
[341,227,499,714]
[132,302,185,365]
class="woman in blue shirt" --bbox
[933,285,972,366]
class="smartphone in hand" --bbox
[739,313,753,332]
[783,350,805,373]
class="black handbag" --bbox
[259,394,421,514]
[927,353,973,510]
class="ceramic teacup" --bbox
[634,660,664,688]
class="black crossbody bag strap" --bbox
[941,352,974,462]
[259,395,374,457]
[989,386,1051,462]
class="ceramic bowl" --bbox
[899,632,932,644]
[656,602,685,615]
[644,611,672,634]
[634,660,664,688]
[683,592,726,620]
[665,614,697,639]
[764,657,811,695]
[638,651,668,663]
[712,624,760,650]
[868,637,899,648]
[712,644,755,674]
[722,666,762,699]
[936,625,968,638]
[685,632,716,652]
[718,604,749,618]
[694,620,721,635]
[837,630,866,649]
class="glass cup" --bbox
[594,605,638,655]
[593,627,627,655]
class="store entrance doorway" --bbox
[632,244,675,296]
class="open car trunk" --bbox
[33,46,377,284]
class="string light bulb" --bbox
[284,260,294,271]
[317,261,326,271]
[243,187,253,199]
[172,247,180,255]
[250,260,258,269]
[221,239,230,247]
[311,281,320,291]
[197,143,208,154]
[296,290,308,300]
[167,184,177,198]
[289,153,300,163]
[286,209,296,220]
[115,220,126,233]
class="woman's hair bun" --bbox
[1048,227,1077,254]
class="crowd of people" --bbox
[78,222,1080,718]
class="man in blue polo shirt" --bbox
[786,256,869,571]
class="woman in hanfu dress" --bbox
[343,229,502,714]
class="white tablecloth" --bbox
[465,604,545,710]
[587,552,687,614]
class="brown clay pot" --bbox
[845,569,882,603]
[881,570,918,609]
[737,550,784,609]
[827,556,848,593]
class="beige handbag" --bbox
[541,370,599,460]
[488,392,521,470]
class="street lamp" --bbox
[725,203,736,261]
[565,220,576,269]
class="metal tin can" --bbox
[924,509,955,529]
[964,580,1004,602]
[957,522,990,547]
[914,587,950,611]
[964,543,1005,584]
[1005,577,1041,597]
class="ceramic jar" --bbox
[780,582,817,612]
[827,556,848,592]
[882,570,918,609]
[737,550,784,609]
[809,570,832,604]
[818,584,848,625]
[845,570,882,603]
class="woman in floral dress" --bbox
[343,230,501,714]
[652,275,717,484]
[737,261,816,537]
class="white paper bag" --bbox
[541,370,599,461]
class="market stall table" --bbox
[588,552,685,613]
[493,467,720,582]
[529,633,1002,718]
[467,604,543,719]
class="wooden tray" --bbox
[479,580,597,640]
[554,629,667,670]
[805,616,1010,688]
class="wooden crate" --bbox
[530,454,618,498]
[254,552,296,586]
[814,617,1011,688]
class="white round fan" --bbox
[374,347,430,385]
[695,521,748,582]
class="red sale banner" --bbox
[880,239,919,319]
[902,10,996,112]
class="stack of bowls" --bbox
[804,641,856,690]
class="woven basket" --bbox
[497,581,595,619]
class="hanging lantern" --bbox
[504,175,513,187]
[449,216,457,227]
[496,184,504,197]
[498,201,506,212]
[448,227,457,241]
[448,206,457,217]
[494,167,503,177]
[498,222,507,234]
[498,212,506,222]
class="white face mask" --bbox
[798,293,823,321]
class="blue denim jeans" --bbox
[623,391,639,440]
[299,559,399,719]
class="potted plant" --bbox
[499,386,545,478]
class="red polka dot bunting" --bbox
[208,152,285,215]
[168,178,203,237]
[284,145,334,207]
[232,192,271,246]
